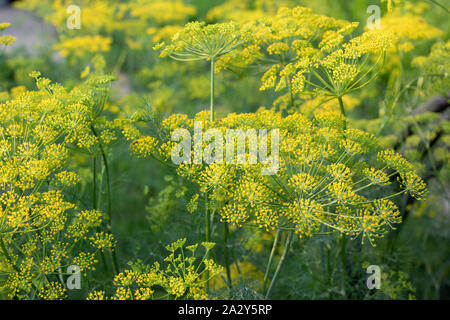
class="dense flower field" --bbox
[0,0,448,300]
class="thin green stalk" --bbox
[340,236,347,295]
[91,126,119,275]
[205,193,211,292]
[326,246,332,299]
[100,147,112,224]
[265,230,294,298]
[223,222,232,288]
[428,0,450,13]
[93,156,97,210]
[210,57,215,122]
[280,54,294,111]
[263,229,281,294]
[93,156,108,272]
[91,126,111,226]
[338,96,347,130]
[97,137,119,275]
[286,76,294,110]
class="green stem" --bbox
[205,193,211,292]
[97,137,119,275]
[428,0,450,13]
[287,77,294,110]
[91,126,111,226]
[210,57,215,122]
[91,125,119,275]
[265,230,294,298]
[205,57,216,291]
[93,156,108,272]
[100,147,112,224]
[338,96,347,130]
[92,156,97,211]
[263,229,280,294]
[223,222,232,288]
[340,236,347,295]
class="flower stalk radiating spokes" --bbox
[156,21,251,291]
[157,21,250,122]
[214,7,395,120]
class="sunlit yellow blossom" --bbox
[127,108,426,244]
[92,239,222,300]
[54,35,112,57]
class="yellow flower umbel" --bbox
[0,22,15,47]
[206,0,291,23]
[130,0,196,25]
[215,7,395,120]
[88,239,223,300]
[412,40,450,96]
[157,21,251,122]
[128,108,426,246]
[376,2,444,84]
[54,35,112,58]
[158,21,249,62]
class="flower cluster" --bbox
[211,7,395,108]
[54,35,113,58]
[130,0,196,25]
[127,109,426,245]
[412,40,450,96]
[379,14,442,46]
[377,6,443,54]
[157,21,250,61]
[17,0,197,60]
[0,73,117,299]
[206,0,289,23]
[0,22,15,47]
[88,239,223,300]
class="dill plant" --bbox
[126,107,427,297]
[0,66,222,299]
[412,40,450,98]
[0,73,118,299]
[155,21,251,290]
[1,0,444,300]
[125,7,429,297]
[0,29,121,296]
